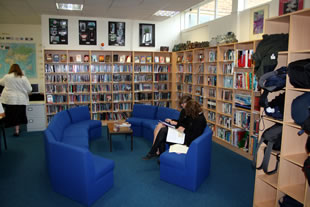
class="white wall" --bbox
[0,24,44,92]
[41,14,181,51]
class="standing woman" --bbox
[0,64,32,136]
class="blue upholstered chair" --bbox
[159,126,213,191]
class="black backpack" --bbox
[291,92,310,135]
[253,123,282,175]
[259,67,286,120]
[279,195,303,207]
[288,58,310,89]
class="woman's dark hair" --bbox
[184,100,202,119]
[9,64,23,77]
[179,95,192,107]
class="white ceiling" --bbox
[0,0,205,24]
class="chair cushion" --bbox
[160,151,186,169]
[92,154,115,181]
[48,110,72,141]
[67,106,91,123]
[127,117,150,126]
[156,107,180,121]
[142,119,158,131]
[132,104,157,119]
[62,136,89,149]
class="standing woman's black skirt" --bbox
[2,104,28,128]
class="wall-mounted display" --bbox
[49,18,68,44]
[108,22,125,46]
[279,0,303,15]
[249,4,269,40]
[139,24,155,47]
[79,20,97,45]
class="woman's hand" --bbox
[165,118,172,123]
[177,126,185,133]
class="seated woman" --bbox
[151,95,192,156]
[143,100,206,160]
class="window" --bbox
[185,9,198,28]
[184,0,232,29]
[217,0,232,18]
[199,1,215,24]
[245,0,271,10]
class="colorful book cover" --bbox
[60,54,67,62]
[154,56,159,63]
[146,56,152,63]
[53,54,59,62]
[105,55,111,63]
[91,55,98,62]
[120,55,126,63]
[160,56,165,64]
[165,56,170,63]
[134,56,139,63]
[140,56,146,63]
[45,53,52,62]
[126,56,131,63]
[99,55,104,62]
[84,55,89,62]
[76,54,82,62]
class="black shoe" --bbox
[142,153,157,160]
[13,133,19,137]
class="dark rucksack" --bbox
[259,67,287,120]
[252,123,282,175]
[291,92,310,135]
[288,58,310,89]
[278,195,303,207]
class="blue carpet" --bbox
[0,127,255,207]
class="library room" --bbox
[1,0,310,206]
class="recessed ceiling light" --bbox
[154,10,179,17]
[56,3,83,11]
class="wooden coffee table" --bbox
[107,122,133,152]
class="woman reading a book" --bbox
[151,95,192,154]
[0,64,32,136]
[143,100,206,160]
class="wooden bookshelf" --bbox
[44,50,172,124]
[253,8,310,207]
[172,40,260,160]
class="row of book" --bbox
[154,92,171,100]
[154,83,170,91]
[218,114,231,129]
[154,74,169,82]
[217,127,231,142]
[46,74,67,83]
[92,112,130,121]
[46,105,68,114]
[46,85,67,93]
[234,72,253,90]
[68,85,90,93]
[207,111,216,122]
[222,102,232,114]
[207,99,216,110]
[233,110,251,130]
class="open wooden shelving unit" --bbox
[253,8,310,207]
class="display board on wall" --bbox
[79,20,97,45]
[0,43,37,78]
[279,0,303,15]
[49,18,68,44]
[139,24,155,47]
[108,21,125,46]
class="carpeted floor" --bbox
[0,127,255,207]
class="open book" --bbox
[169,144,189,154]
[166,127,185,144]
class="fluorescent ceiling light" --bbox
[56,3,83,11]
[154,10,179,17]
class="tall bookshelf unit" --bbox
[253,8,310,207]
[44,50,172,125]
[172,40,260,160]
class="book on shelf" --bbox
[45,53,52,62]
[69,56,74,62]
[91,55,98,62]
[126,56,131,63]
[113,54,119,62]
[76,54,82,62]
[154,56,159,63]
[146,56,152,63]
[177,56,183,63]
[134,56,139,63]
[140,56,146,63]
[53,54,60,62]
[60,54,67,62]
[165,56,170,63]
[84,55,89,62]
[160,56,165,64]
[105,55,111,63]
[99,55,104,62]
[119,55,126,63]
[46,95,53,103]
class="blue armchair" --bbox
[159,126,213,191]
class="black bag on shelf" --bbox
[252,123,282,175]
[278,195,303,207]
[263,92,285,120]
[288,58,310,89]
[291,92,310,135]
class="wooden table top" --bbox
[107,122,132,134]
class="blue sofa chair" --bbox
[44,106,114,206]
[127,104,180,141]
[159,126,213,191]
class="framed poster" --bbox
[250,5,269,40]
[79,20,97,45]
[279,0,303,15]
[108,22,125,46]
[139,24,155,47]
[49,18,68,44]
